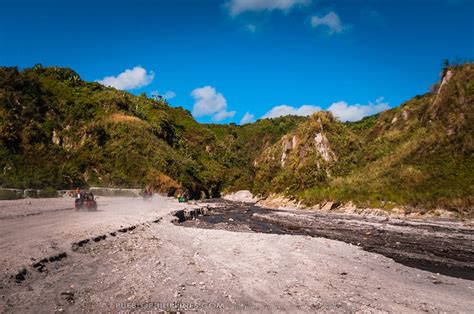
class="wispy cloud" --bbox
[327,97,389,121]
[213,109,236,122]
[191,86,235,122]
[97,66,154,90]
[311,11,345,34]
[240,112,255,124]
[163,91,176,99]
[151,90,176,100]
[262,104,322,118]
[227,0,310,16]
[245,23,257,33]
[262,97,389,122]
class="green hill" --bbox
[0,65,303,197]
[0,63,472,215]
[253,64,473,214]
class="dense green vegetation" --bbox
[0,65,303,197]
[0,63,472,214]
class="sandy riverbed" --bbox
[0,196,473,312]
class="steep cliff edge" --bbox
[253,64,473,215]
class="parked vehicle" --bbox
[75,192,97,210]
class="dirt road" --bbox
[1,197,473,312]
[0,196,193,277]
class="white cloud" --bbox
[311,11,344,34]
[151,90,176,100]
[213,109,236,122]
[262,104,322,118]
[191,86,227,116]
[191,86,235,122]
[261,97,389,122]
[97,66,154,90]
[240,112,255,124]
[227,0,310,16]
[328,97,389,122]
[164,91,176,99]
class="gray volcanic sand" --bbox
[0,196,473,312]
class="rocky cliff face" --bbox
[252,64,473,214]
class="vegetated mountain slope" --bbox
[254,64,473,213]
[0,65,303,197]
[1,64,472,212]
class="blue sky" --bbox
[1,0,473,124]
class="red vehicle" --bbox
[75,192,97,210]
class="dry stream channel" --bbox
[178,200,474,281]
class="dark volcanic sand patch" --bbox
[178,202,474,280]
